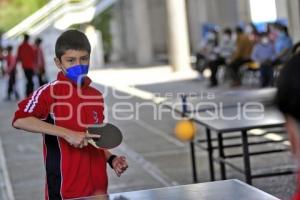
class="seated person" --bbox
[228,27,254,87]
[207,28,235,87]
[251,32,275,87]
[195,29,219,75]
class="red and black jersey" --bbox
[13,72,108,199]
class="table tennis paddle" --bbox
[86,123,123,149]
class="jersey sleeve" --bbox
[12,82,55,125]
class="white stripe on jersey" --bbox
[24,81,58,113]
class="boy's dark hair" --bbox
[275,55,300,122]
[23,34,30,42]
[55,30,91,59]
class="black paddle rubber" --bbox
[87,123,123,149]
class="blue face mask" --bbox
[64,64,89,84]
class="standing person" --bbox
[4,45,19,101]
[275,55,300,200]
[12,30,128,199]
[228,27,254,87]
[16,34,35,96]
[33,37,47,86]
[251,32,276,87]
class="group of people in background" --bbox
[196,22,294,88]
[0,34,47,100]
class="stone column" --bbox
[287,0,300,41]
[166,0,191,71]
[85,26,104,69]
[276,0,289,20]
[110,2,126,62]
[131,0,153,65]
[187,0,208,53]
[187,0,239,53]
[216,0,239,28]
[237,0,251,23]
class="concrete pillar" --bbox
[131,0,153,65]
[205,0,219,24]
[216,0,239,28]
[110,3,124,62]
[147,0,167,57]
[276,0,289,20]
[287,0,300,42]
[187,0,240,53]
[115,0,153,65]
[237,0,251,23]
[166,0,191,71]
[120,0,135,63]
[187,0,208,53]
[85,26,104,69]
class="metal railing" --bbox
[3,0,119,39]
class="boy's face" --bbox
[55,49,90,71]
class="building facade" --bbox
[110,0,300,67]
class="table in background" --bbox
[161,88,293,183]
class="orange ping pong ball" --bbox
[174,119,196,141]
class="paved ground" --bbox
[0,65,297,200]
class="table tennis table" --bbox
[161,88,294,184]
[162,88,276,114]
[71,179,280,200]
[192,105,290,184]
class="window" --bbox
[249,0,277,23]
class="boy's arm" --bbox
[104,150,128,177]
[97,91,128,175]
[12,83,99,148]
[13,116,99,148]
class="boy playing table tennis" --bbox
[12,30,128,200]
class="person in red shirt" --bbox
[16,34,35,96]
[0,46,5,77]
[4,45,19,100]
[33,37,47,86]
[275,55,300,200]
[12,30,128,200]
